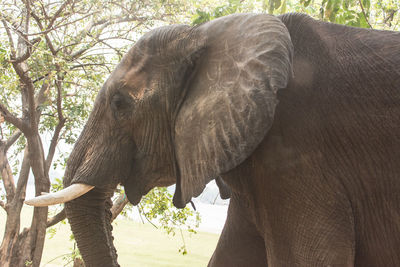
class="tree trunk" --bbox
[0,212,20,266]
[0,145,29,266]
[16,135,51,266]
[0,133,51,267]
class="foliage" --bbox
[138,187,200,235]
[192,0,245,24]
[192,0,399,30]
[121,187,200,255]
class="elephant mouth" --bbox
[24,183,94,206]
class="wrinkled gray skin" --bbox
[63,13,400,266]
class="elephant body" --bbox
[210,14,400,266]
[59,13,400,266]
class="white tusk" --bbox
[24,183,94,207]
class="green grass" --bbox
[0,206,220,266]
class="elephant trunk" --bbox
[60,92,125,266]
[65,188,119,267]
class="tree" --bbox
[0,1,199,266]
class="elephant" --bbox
[25,12,400,266]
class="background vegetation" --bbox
[0,0,398,266]
[1,206,218,266]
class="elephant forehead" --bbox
[109,65,150,100]
[125,69,147,94]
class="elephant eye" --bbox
[111,93,132,117]
[112,94,123,109]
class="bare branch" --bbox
[0,102,29,133]
[25,0,31,34]
[55,71,64,121]
[47,0,71,29]
[1,17,16,58]
[26,11,99,37]
[69,46,90,59]
[358,0,373,28]
[4,130,22,152]
[45,65,65,171]
[93,38,124,58]
[30,11,56,55]
[138,203,158,228]
[0,148,16,202]
[14,147,30,201]
[0,115,3,139]
[67,15,145,59]
[46,208,66,228]
[37,0,49,20]
[45,118,65,173]
[70,63,112,73]
[111,194,129,221]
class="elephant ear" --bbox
[173,14,293,208]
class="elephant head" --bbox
[26,13,293,266]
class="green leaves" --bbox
[137,187,201,236]
[118,187,201,254]
[325,0,342,22]
[190,0,395,29]
[295,0,375,28]
[264,0,283,14]
[363,0,371,11]
[192,0,243,25]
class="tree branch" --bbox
[70,63,112,73]
[11,66,36,134]
[111,194,129,221]
[14,147,30,202]
[45,195,126,227]
[45,118,65,173]
[46,209,66,228]
[45,66,65,172]
[30,11,56,55]
[35,77,51,109]
[67,15,145,60]
[10,37,41,64]
[358,0,373,28]
[27,11,99,36]
[0,115,3,139]
[47,0,71,29]
[92,38,124,58]
[4,130,22,152]
[0,102,29,133]
[7,6,37,135]
[55,71,64,121]
[0,17,16,58]
[37,0,49,20]
[0,148,16,202]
